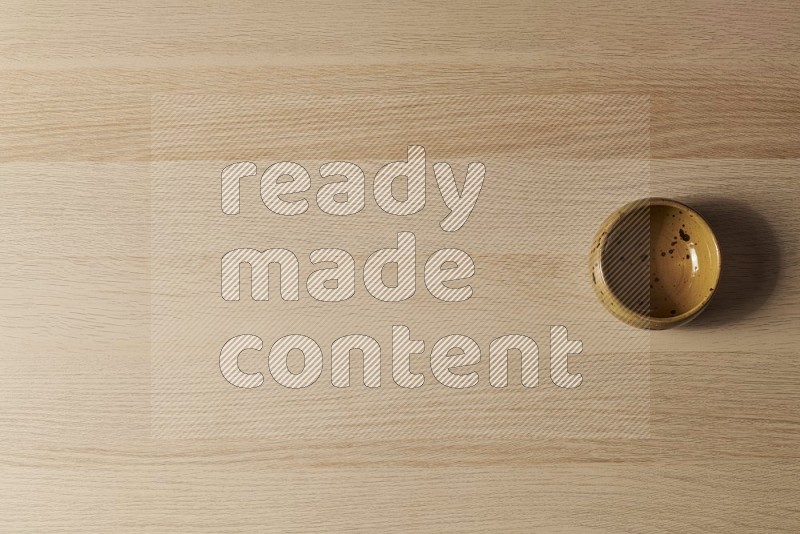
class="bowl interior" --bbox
[601,201,720,320]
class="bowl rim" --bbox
[594,197,722,328]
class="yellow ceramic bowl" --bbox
[590,198,721,330]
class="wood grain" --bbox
[1,1,799,532]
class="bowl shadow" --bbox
[680,197,781,329]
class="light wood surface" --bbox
[1,1,799,532]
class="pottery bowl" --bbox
[590,198,721,330]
